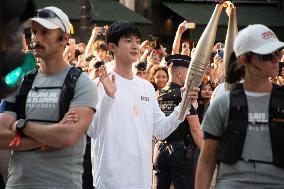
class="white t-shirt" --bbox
[88,71,185,189]
[210,82,225,104]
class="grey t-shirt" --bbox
[5,65,97,189]
[202,91,284,189]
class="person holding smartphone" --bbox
[181,42,191,56]
[172,21,191,56]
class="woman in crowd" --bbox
[149,65,169,91]
[197,82,214,123]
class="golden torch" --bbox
[223,2,238,90]
[178,4,223,121]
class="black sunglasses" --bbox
[36,9,66,33]
[257,51,281,61]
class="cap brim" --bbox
[252,40,284,55]
[30,18,60,30]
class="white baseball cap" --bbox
[30,6,71,34]
[233,24,284,57]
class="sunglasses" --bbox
[36,9,66,33]
[256,51,281,61]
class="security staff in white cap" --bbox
[153,54,202,189]
[196,24,284,189]
[0,6,97,189]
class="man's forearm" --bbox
[0,129,16,149]
[0,113,16,149]
[195,139,219,189]
[191,130,203,149]
[190,126,203,149]
[187,115,203,148]
[9,137,41,151]
[88,94,114,138]
[23,122,80,148]
[195,155,216,189]
[0,129,41,151]
[154,103,184,140]
[23,107,94,148]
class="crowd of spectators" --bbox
[22,20,284,134]
[2,15,284,188]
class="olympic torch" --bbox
[223,3,238,90]
[178,4,223,121]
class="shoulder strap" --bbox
[15,68,38,119]
[229,83,248,123]
[59,66,82,120]
[218,83,248,163]
[269,84,284,116]
[269,83,284,125]
[271,83,284,99]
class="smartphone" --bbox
[69,38,75,46]
[217,49,224,59]
[185,22,196,29]
[279,62,284,76]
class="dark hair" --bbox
[85,55,95,61]
[199,81,214,91]
[135,61,147,71]
[106,21,141,45]
[149,65,169,84]
[69,58,77,66]
[93,60,104,69]
[225,52,245,84]
[75,49,81,58]
[92,40,108,52]
[198,81,214,102]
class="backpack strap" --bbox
[59,66,82,120]
[269,83,284,167]
[15,68,38,119]
[219,83,248,164]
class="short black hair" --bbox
[93,60,105,69]
[106,21,141,45]
[135,61,147,71]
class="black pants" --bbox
[0,175,5,189]
[152,141,195,189]
[82,136,94,189]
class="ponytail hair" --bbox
[225,52,245,84]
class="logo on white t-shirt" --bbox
[141,96,149,102]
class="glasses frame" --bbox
[247,50,282,62]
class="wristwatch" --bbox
[15,119,27,136]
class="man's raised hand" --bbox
[99,65,116,98]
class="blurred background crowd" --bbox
[1,0,284,187]
[22,20,284,99]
